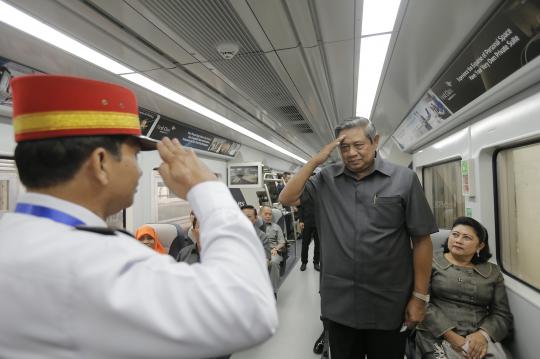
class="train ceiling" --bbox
[0,0,501,163]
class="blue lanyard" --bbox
[15,203,85,227]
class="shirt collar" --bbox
[332,154,392,178]
[17,192,107,227]
[434,253,492,278]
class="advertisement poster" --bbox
[394,0,540,150]
[145,110,241,157]
[392,90,452,150]
[0,58,44,107]
[139,107,160,136]
[432,0,540,113]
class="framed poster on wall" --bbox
[227,162,263,188]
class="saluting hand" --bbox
[312,135,345,166]
[157,137,217,199]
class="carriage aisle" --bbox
[233,245,322,359]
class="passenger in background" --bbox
[177,216,201,264]
[0,75,277,358]
[168,224,190,260]
[276,171,290,194]
[276,173,284,193]
[279,117,438,359]
[177,215,230,359]
[416,217,513,359]
[260,206,286,297]
[135,225,167,254]
[298,195,320,272]
[181,209,195,233]
[241,205,271,260]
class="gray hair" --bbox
[334,117,377,143]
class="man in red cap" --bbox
[0,75,277,357]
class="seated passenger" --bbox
[241,205,271,260]
[181,210,201,245]
[168,225,190,260]
[177,216,201,264]
[176,216,232,359]
[135,225,167,254]
[416,217,513,359]
[260,206,286,297]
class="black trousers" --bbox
[327,320,407,359]
[300,224,320,264]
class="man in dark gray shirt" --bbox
[279,117,438,359]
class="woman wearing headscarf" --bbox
[135,225,167,254]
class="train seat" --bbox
[431,230,450,254]
[143,223,179,253]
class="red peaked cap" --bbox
[10,74,156,150]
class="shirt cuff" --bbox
[438,326,456,338]
[478,328,492,342]
[187,181,237,224]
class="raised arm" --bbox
[279,135,344,206]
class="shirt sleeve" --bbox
[479,268,513,342]
[72,181,278,358]
[300,173,320,205]
[405,173,439,237]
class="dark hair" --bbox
[14,135,131,189]
[192,215,198,228]
[334,117,377,143]
[443,216,492,264]
[240,205,257,216]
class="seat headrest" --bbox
[271,208,282,224]
[143,223,179,251]
[431,230,449,254]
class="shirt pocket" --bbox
[369,195,404,229]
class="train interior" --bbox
[1,0,540,358]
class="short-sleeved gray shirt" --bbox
[301,156,438,330]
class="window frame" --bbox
[421,156,464,230]
[493,140,540,293]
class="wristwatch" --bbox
[412,291,430,303]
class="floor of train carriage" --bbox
[232,244,323,359]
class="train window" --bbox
[496,143,540,290]
[154,172,191,226]
[0,157,23,218]
[422,160,464,229]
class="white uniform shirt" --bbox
[0,182,277,358]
